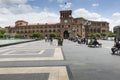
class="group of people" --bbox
[111,38,120,54]
[88,38,102,47]
[77,37,101,47]
[45,36,53,45]
[44,35,120,54]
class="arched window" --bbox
[94,29,96,33]
[25,31,27,33]
[53,30,56,32]
[97,28,100,33]
[45,30,47,32]
[41,30,43,33]
[58,29,60,32]
[49,30,51,32]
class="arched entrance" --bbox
[63,30,69,39]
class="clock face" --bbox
[69,15,72,17]
[64,20,68,23]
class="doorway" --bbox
[63,30,69,39]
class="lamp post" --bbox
[83,20,91,45]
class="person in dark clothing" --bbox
[49,37,53,45]
[92,39,99,46]
[114,37,117,43]
[111,42,120,54]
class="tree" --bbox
[108,32,117,37]
[31,32,43,39]
[95,33,101,37]
[88,33,96,38]
[49,32,57,38]
[101,33,107,37]
[77,34,82,38]
[0,29,6,34]
[15,34,25,38]
[3,33,10,39]
[0,33,4,38]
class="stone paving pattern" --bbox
[0,39,120,80]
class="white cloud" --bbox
[73,8,102,20]
[92,3,99,7]
[0,0,33,14]
[0,0,27,5]
[9,4,33,14]
[73,8,114,31]
[0,8,12,14]
[59,2,72,10]
[112,12,120,17]
[0,11,59,27]
[110,12,120,29]
[0,0,60,27]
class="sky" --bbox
[0,0,120,31]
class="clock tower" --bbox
[60,10,73,24]
[60,10,73,39]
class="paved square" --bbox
[0,66,69,80]
[0,47,64,61]
[0,73,49,80]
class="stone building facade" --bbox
[6,10,109,38]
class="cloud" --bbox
[0,8,12,14]
[9,4,33,14]
[0,0,33,14]
[92,3,99,7]
[0,0,27,6]
[73,8,102,20]
[0,0,60,27]
[112,12,120,17]
[73,8,113,30]
[59,2,72,10]
[80,10,120,31]
[0,11,59,27]
[110,12,120,28]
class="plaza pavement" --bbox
[0,39,120,80]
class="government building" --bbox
[6,10,109,39]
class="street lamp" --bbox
[83,20,91,45]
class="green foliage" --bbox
[3,33,10,38]
[49,32,57,38]
[108,32,117,37]
[88,33,96,38]
[95,33,101,37]
[0,30,6,34]
[31,32,43,38]
[15,34,25,38]
[100,33,107,36]
[0,33,4,38]
[77,34,82,38]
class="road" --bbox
[0,39,120,80]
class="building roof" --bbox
[27,22,60,26]
[114,26,120,29]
